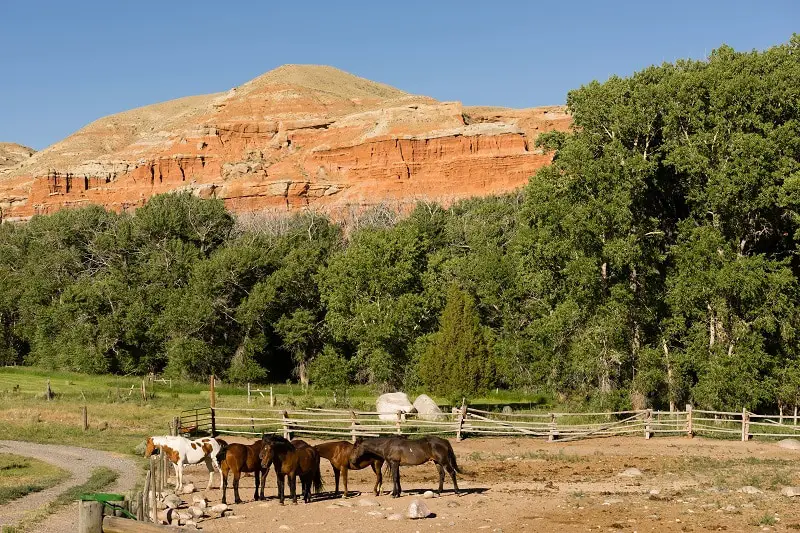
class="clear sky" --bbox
[1,1,797,150]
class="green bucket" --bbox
[79,493,135,519]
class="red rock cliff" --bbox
[0,66,570,220]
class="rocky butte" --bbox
[0,65,571,221]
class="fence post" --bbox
[270,386,274,407]
[209,375,216,409]
[395,411,403,435]
[82,406,88,431]
[210,408,216,437]
[456,398,467,442]
[282,410,291,440]
[685,404,693,437]
[644,409,653,439]
[149,457,157,523]
[741,408,750,441]
[794,405,798,427]
[161,453,167,493]
[78,500,103,533]
[548,413,559,442]
[247,383,251,404]
[142,469,151,522]
[171,416,180,437]
[350,411,359,443]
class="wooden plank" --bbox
[103,516,173,532]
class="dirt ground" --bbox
[174,435,800,533]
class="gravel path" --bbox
[0,441,139,532]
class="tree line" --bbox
[1,38,799,411]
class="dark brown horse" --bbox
[259,437,322,504]
[218,439,269,504]
[350,436,462,497]
[315,440,384,497]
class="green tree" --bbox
[417,285,495,396]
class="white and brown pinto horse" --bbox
[145,435,226,491]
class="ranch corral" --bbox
[169,435,800,533]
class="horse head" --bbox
[349,436,366,464]
[259,440,274,468]
[144,437,159,457]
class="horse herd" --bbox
[144,434,462,505]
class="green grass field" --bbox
[0,454,69,505]
[0,366,552,455]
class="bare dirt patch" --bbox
[168,435,800,533]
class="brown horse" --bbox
[315,440,384,497]
[218,439,269,504]
[350,436,462,497]
[260,437,322,504]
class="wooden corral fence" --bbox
[176,403,800,443]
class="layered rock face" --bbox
[0,66,570,220]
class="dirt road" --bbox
[0,440,139,532]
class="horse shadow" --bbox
[400,487,489,496]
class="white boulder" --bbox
[210,503,229,513]
[413,394,444,421]
[777,438,800,450]
[376,392,416,421]
[781,486,800,497]
[407,499,432,519]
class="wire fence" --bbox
[176,403,800,443]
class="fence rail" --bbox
[175,403,800,443]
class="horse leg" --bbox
[289,474,298,505]
[436,463,445,494]
[371,461,383,496]
[233,470,243,504]
[300,474,309,503]
[391,462,401,498]
[333,467,340,495]
[172,463,180,492]
[177,463,183,492]
[221,466,229,505]
[447,464,460,495]
[253,467,260,501]
[204,456,214,492]
[259,468,267,500]
[277,473,285,505]
[342,467,349,498]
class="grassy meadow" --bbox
[0,454,68,505]
[0,366,550,455]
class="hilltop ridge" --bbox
[0,65,570,220]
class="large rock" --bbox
[0,65,570,221]
[781,486,800,497]
[407,499,432,519]
[162,494,183,510]
[376,392,416,421]
[777,438,800,450]
[413,394,444,421]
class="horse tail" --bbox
[382,461,394,481]
[216,442,229,466]
[313,463,324,494]
[448,446,463,474]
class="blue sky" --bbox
[1,1,797,150]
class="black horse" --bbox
[350,436,462,497]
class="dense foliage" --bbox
[1,38,799,411]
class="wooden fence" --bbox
[176,403,800,443]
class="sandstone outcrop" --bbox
[0,65,570,220]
